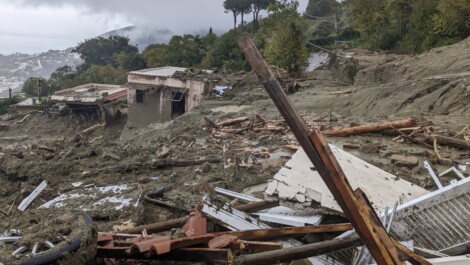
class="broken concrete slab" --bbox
[266,145,428,213]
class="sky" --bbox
[0,0,309,55]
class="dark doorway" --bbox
[136,89,145,103]
[171,92,185,118]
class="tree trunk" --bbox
[241,13,244,30]
[322,118,417,137]
[233,12,237,31]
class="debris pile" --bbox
[1,36,470,265]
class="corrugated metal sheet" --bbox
[321,177,470,265]
[390,177,470,255]
[104,89,128,102]
[129,67,188,77]
[129,66,213,78]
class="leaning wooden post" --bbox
[238,37,428,265]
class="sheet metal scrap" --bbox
[238,37,430,265]
[95,208,353,264]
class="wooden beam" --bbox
[322,118,417,137]
[238,37,415,265]
[213,223,353,241]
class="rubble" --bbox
[0,32,469,265]
[266,146,427,213]
[390,154,419,168]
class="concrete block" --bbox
[391,154,419,168]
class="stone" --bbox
[406,149,427,156]
[276,182,300,200]
[265,180,278,196]
[305,188,322,203]
[295,193,306,203]
[391,154,419,168]
[200,163,212,173]
[103,152,121,161]
[157,147,171,159]
[361,144,379,154]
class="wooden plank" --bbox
[238,37,416,265]
[212,223,353,241]
[322,118,417,136]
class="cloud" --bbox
[0,0,309,53]
[15,0,309,33]
[16,0,233,34]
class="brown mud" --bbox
[0,37,469,264]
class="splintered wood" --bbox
[205,115,288,136]
[239,37,429,265]
[324,120,470,153]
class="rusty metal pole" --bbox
[235,234,361,265]
[238,37,426,265]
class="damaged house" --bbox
[50,83,127,122]
[126,66,214,127]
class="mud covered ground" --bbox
[0,37,469,264]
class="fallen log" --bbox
[216,117,249,127]
[6,110,38,121]
[322,118,417,137]
[82,123,105,135]
[234,234,361,265]
[422,134,470,150]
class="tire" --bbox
[1,214,93,265]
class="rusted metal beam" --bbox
[234,234,362,265]
[238,37,421,265]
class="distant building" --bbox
[50,83,127,122]
[126,66,214,127]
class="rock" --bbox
[103,152,121,161]
[200,163,212,173]
[406,149,427,156]
[137,176,150,184]
[295,193,306,203]
[157,147,171,159]
[265,180,278,196]
[362,144,379,154]
[391,154,419,168]
[43,153,54,160]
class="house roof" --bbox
[128,66,213,78]
[51,83,127,104]
[129,67,188,77]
